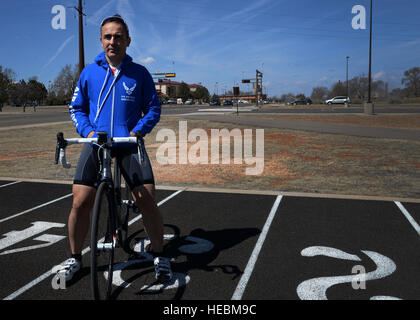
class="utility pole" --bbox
[70,0,86,78]
[365,0,374,114]
[256,70,263,106]
[368,0,373,103]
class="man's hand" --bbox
[87,131,95,138]
[130,131,136,137]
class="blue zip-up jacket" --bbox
[69,52,161,139]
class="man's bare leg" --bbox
[131,184,164,253]
[68,184,96,255]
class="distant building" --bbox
[154,80,203,97]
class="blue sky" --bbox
[1,0,419,97]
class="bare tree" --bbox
[402,67,420,97]
[48,64,78,105]
[311,86,330,103]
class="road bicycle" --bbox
[55,131,145,300]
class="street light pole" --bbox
[346,56,349,106]
[368,0,373,103]
[364,0,375,114]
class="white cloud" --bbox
[374,71,386,80]
[139,57,155,64]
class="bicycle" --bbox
[55,130,145,300]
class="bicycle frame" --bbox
[55,130,145,300]
[55,130,144,245]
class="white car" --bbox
[325,96,351,105]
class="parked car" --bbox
[238,99,248,104]
[325,96,351,105]
[291,98,312,106]
[184,99,194,105]
[167,98,177,104]
[223,100,233,106]
[210,99,221,106]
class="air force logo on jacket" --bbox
[121,81,136,102]
[123,82,136,95]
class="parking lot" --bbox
[1,180,419,301]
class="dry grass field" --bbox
[1,111,419,200]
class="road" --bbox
[1,104,420,128]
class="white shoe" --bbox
[154,257,173,283]
[56,258,82,281]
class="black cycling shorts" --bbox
[73,143,155,190]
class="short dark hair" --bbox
[100,14,129,38]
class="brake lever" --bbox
[55,132,71,168]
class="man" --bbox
[57,14,172,283]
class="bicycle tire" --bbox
[114,172,131,250]
[91,181,116,300]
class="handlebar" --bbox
[55,131,145,169]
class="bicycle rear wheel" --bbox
[91,181,116,300]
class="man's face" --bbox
[100,22,130,64]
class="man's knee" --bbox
[72,184,96,211]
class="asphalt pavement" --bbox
[1,180,419,301]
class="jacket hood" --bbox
[94,51,133,69]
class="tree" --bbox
[330,80,347,97]
[48,64,78,105]
[193,86,210,102]
[178,82,191,101]
[401,67,420,97]
[27,77,48,105]
[311,86,330,103]
[345,75,388,101]
[279,93,295,104]
[8,80,28,105]
[0,66,10,109]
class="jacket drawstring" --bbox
[95,67,119,122]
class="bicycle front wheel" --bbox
[91,181,116,300]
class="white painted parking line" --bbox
[0,194,73,224]
[231,195,283,300]
[0,181,21,188]
[395,201,420,237]
[3,189,184,300]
